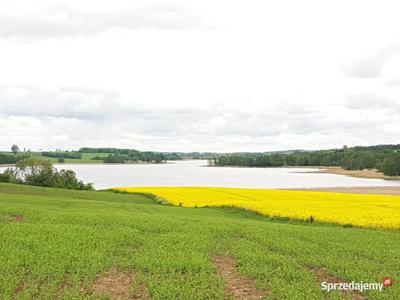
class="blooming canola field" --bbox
[114,187,400,229]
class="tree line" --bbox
[3,144,400,177]
[80,147,182,163]
[0,144,31,165]
[211,145,400,176]
[102,151,181,164]
[79,148,216,161]
[42,151,82,159]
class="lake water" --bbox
[0,160,400,189]
[2,160,396,190]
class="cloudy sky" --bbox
[1,0,400,152]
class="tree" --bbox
[0,172,11,182]
[382,153,400,176]
[0,154,18,165]
[11,144,19,155]
[54,169,79,189]
[104,154,126,163]
[14,158,55,186]
[1,158,94,190]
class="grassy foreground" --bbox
[1,183,400,299]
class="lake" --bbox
[2,160,400,189]
[9,160,396,189]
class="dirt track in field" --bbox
[308,267,367,300]
[212,256,268,299]
[92,268,148,299]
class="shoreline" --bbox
[0,161,176,168]
[301,166,400,181]
[290,186,400,195]
[209,164,400,181]
[0,164,14,168]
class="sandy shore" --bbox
[302,166,400,180]
[291,186,400,195]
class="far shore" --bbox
[0,164,14,168]
[290,186,400,195]
[0,161,176,168]
[300,166,400,181]
[209,164,400,181]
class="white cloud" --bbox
[339,45,400,78]
[345,92,399,110]
[0,2,204,39]
[1,0,400,151]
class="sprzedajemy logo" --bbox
[321,277,392,293]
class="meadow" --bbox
[1,182,400,299]
[114,187,400,229]
[0,151,110,165]
[30,152,109,164]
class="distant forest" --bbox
[42,151,82,159]
[0,146,215,165]
[2,144,400,176]
[80,147,185,163]
[212,144,400,176]
[79,148,215,162]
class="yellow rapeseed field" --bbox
[114,187,400,229]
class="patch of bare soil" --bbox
[133,282,148,300]
[92,268,148,300]
[12,280,27,300]
[308,267,367,300]
[54,278,71,299]
[292,186,400,195]
[212,256,267,300]
[12,276,46,300]
[11,215,24,222]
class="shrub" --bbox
[91,156,105,161]
[0,173,10,183]
[0,154,17,165]
[0,158,94,191]
[42,151,82,159]
[104,154,126,163]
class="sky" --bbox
[0,0,400,152]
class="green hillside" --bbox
[1,183,399,299]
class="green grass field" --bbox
[0,152,109,164]
[1,183,399,299]
[31,152,109,164]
